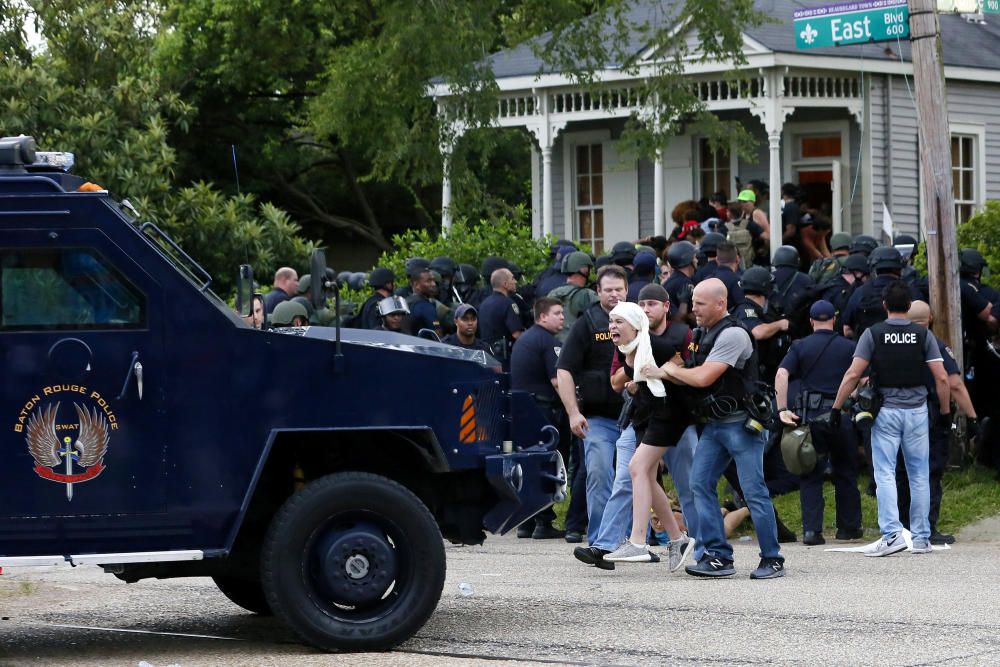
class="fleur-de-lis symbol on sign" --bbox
[800,24,819,45]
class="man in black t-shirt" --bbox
[478,268,524,370]
[511,297,567,539]
[441,304,491,353]
[556,265,628,545]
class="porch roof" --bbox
[482,0,1000,82]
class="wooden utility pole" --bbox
[909,0,963,364]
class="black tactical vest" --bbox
[869,321,927,388]
[688,315,758,409]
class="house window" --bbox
[952,134,976,223]
[698,138,730,199]
[575,144,604,253]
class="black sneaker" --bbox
[573,546,614,570]
[516,524,532,538]
[750,557,785,580]
[564,530,584,544]
[930,530,956,545]
[802,531,825,546]
[685,555,735,578]
[531,523,566,539]
[835,528,865,540]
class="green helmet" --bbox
[297,274,312,295]
[829,232,852,252]
[780,424,817,475]
[561,251,594,275]
[271,300,309,326]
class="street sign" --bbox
[794,0,910,49]
[985,0,1000,14]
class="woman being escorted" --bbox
[604,302,695,570]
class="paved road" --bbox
[1,534,998,666]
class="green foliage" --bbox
[376,205,551,284]
[957,201,1000,290]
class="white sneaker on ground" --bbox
[910,538,932,554]
[864,532,908,557]
[605,541,654,562]
[667,533,695,572]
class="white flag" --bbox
[881,203,894,244]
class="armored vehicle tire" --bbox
[212,575,273,616]
[260,471,446,652]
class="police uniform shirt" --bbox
[627,277,651,303]
[478,291,523,344]
[714,266,744,311]
[960,278,991,344]
[693,260,719,284]
[263,288,291,314]
[841,275,921,332]
[854,318,943,408]
[510,324,561,401]
[819,275,855,312]
[441,334,491,354]
[779,330,856,396]
[359,293,383,330]
[408,294,440,333]
[924,338,960,393]
[771,267,814,313]
[663,272,694,314]
[556,303,621,418]
[537,271,569,298]
[736,298,766,331]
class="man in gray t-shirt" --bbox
[832,282,950,556]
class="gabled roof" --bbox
[483,0,1000,81]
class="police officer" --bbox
[848,234,879,258]
[808,231,852,283]
[832,281,951,556]
[841,246,920,340]
[405,267,441,336]
[537,243,579,297]
[395,258,430,300]
[471,256,510,308]
[626,251,657,302]
[770,245,814,335]
[548,251,598,341]
[736,266,791,384]
[453,263,480,304]
[270,299,309,327]
[511,297,567,539]
[610,241,637,276]
[374,296,409,332]
[820,253,869,315]
[478,267,524,370]
[555,264,628,545]
[356,267,396,330]
[776,300,862,545]
[658,278,785,579]
[441,304,491,352]
[693,232,726,283]
[663,240,697,322]
[429,256,458,306]
[711,242,744,312]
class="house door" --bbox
[794,160,843,234]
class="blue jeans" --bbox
[664,425,704,560]
[691,421,782,562]
[592,426,636,551]
[582,416,621,545]
[871,405,930,540]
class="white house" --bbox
[430,0,1000,254]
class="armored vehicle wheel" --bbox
[260,471,446,651]
[212,575,273,616]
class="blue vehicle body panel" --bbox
[0,185,559,559]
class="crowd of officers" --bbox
[255,191,999,576]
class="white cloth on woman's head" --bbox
[610,302,665,397]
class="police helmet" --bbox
[635,245,657,257]
[610,241,638,266]
[377,295,410,317]
[290,295,315,315]
[849,235,879,256]
[550,239,577,258]
[667,240,697,269]
[700,232,726,256]
[869,246,903,273]
[739,266,774,295]
[297,274,312,295]
[508,261,524,280]
[843,253,870,275]
[336,270,352,287]
[429,256,456,277]
[829,232,852,252]
[271,300,309,327]
[481,256,510,282]
[959,248,988,276]
[561,251,594,275]
[780,425,817,476]
[405,257,431,278]
[368,267,395,289]
[894,234,918,247]
[772,245,800,269]
[348,272,368,291]
[595,255,612,269]
[454,263,480,287]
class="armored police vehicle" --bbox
[0,136,565,651]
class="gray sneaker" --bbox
[911,538,932,554]
[605,541,653,563]
[864,532,908,557]
[667,533,695,572]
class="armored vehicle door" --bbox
[0,226,168,527]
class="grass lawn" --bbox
[553,464,1000,539]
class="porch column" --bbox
[768,131,782,260]
[653,149,665,237]
[541,145,554,237]
[441,145,453,232]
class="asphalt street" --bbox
[1,531,999,666]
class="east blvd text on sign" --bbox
[794,0,909,49]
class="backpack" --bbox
[808,255,845,285]
[548,283,597,342]
[853,284,889,338]
[727,216,754,270]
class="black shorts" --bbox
[633,410,688,448]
